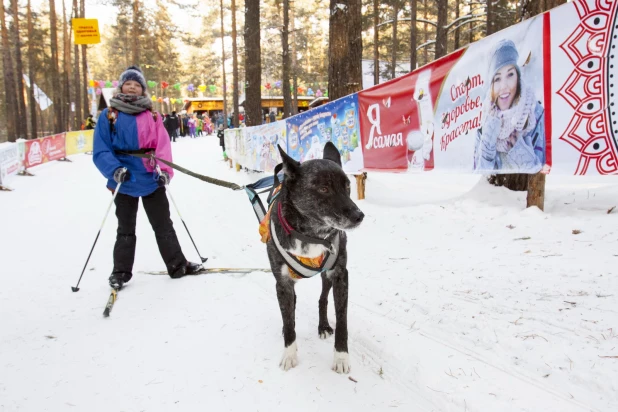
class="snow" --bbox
[1,136,616,411]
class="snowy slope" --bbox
[0,136,616,412]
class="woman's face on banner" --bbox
[492,64,518,111]
[121,80,143,96]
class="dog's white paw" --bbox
[331,351,350,374]
[280,341,298,371]
[319,329,333,339]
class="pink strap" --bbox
[277,202,293,235]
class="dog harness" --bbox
[248,164,340,279]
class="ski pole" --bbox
[71,181,123,292]
[157,165,207,263]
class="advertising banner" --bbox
[434,14,548,174]
[224,128,243,163]
[221,0,618,176]
[65,130,94,155]
[242,121,287,172]
[23,133,66,169]
[358,50,465,171]
[285,94,363,174]
[0,143,20,187]
[549,0,618,175]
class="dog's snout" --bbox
[351,209,364,224]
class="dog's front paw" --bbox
[280,341,298,371]
[332,351,350,374]
[318,325,334,339]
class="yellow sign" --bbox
[72,19,100,45]
[65,130,94,155]
[261,99,284,108]
[191,101,223,111]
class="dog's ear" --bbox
[323,141,342,167]
[277,144,300,179]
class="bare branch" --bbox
[448,17,488,33]
[378,18,437,28]
[416,39,435,51]
[445,13,487,30]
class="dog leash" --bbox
[116,151,244,191]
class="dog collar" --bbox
[271,202,340,279]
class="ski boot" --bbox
[109,272,132,290]
[170,261,203,279]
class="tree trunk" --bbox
[409,0,416,71]
[49,0,62,133]
[243,0,261,127]
[328,0,363,101]
[10,0,28,139]
[80,0,88,117]
[220,0,227,125]
[391,1,398,79]
[329,0,364,198]
[72,0,81,130]
[486,0,496,36]
[0,0,17,141]
[373,0,379,84]
[132,0,140,64]
[422,0,428,65]
[62,0,71,131]
[282,0,292,119]
[291,4,298,115]
[27,0,37,139]
[434,0,448,59]
[231,0,239,127]
[454,0,460,51]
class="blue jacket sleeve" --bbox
[93,109,123,179]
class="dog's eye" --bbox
[318,186,329,194]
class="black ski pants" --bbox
[113,187,186,277]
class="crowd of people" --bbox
[160,111,225,142]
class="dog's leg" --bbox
[318,272,334,339]
[332,268,350,373]
[276,274,298,371]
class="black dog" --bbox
[266,142,364,373]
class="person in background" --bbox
[93,65,202,290]
[85,114,96,130]
[167,111,179,142]
[217,124,228,161]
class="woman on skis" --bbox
[93,65,202,290]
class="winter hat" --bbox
[118,65,147,91]
[488,39,520,80]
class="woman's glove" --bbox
[113,167,131,183]
[480,114,501,162]
[157,170,170,187]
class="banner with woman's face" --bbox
[226,0,618,176]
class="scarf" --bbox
[483,86,537,153]
[110,93,152,115]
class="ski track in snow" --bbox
[0,136,616,411]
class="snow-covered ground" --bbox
[1,136,616,412]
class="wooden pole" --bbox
[355,173,366,200]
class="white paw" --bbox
[320,329,333,339]
[332,351,350,374]
[280,341,298,371]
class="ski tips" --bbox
[71,286,80,292]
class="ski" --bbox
[139,268,272,275]
[103,288,120,317]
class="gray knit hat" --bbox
[118,65,147,91]
[488,39,520,80]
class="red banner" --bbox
[358,50,465,171]
[23,133,66,168]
